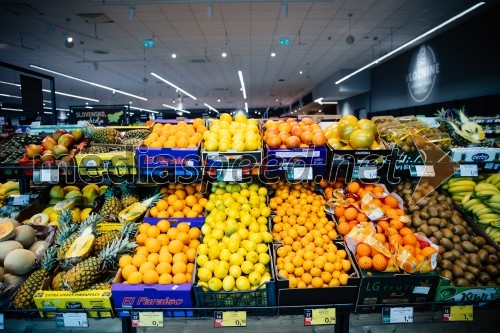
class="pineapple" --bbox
[85,126,122,144]
[64,236,137,292]
[13,247,58,309]
[120,183,139,208]
[122,129,150,146]
[435,108,486,147]
[92,222,138,255]
[57,213,104,263]
[87,281,112,290]
[54,209,79,247]
[51,271,68,291]
[118,192,164,223]
[100,187,122,222]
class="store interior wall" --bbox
[339,4,500,116]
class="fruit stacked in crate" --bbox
[142,119,206,148]
[394,181,500,287]
[442,174,500,244]
[325,115,381,150]
[195,181,273,293]
[203,114,261,152]
[268,181,355,288]
[263,117,326,149]
[148,183,207,219]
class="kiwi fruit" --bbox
[478,272,491,284]
[429,225,439,233]
[451,224,466,235]
[468,265,480,277]
[433,231,444,241]
[428,207,438,217]
[441,270,453,280]
[438,245,446,255]
[442,251,456,262]
[441,259,453,271]
[485,264,498,278]
[454,278,469,287]
[454,243,464,254]
[451,249,462,260]
[461,234,471,242]
[468,254,481,268]
[483,245,496,255]
[451,265,464,279]
[461,241,477,253]
[454,259,468,271]
[428,217,441,226]
[478,249,489,264]
[452,235,461,244]
[441,228,453,239]
[471,236,486,247]
[439,211,452,219]
[440,238,454,251]
[487,254,499,265]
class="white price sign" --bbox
[358,166,378,179]
[217,169,242,182]
[459,164,478,177]
[415,165,435,177]
[289,166,313,180]
[12,195,30,206]
[34,169,59,183]
[55,313,88,328]
[382,307,413,324]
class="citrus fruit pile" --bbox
[149,183,207,218]
[143,118,207,148]
[268,181,351,288]
[196,181,273,292]
[119,221,201,284]
[324,115,381,150]
[203,113,262,152]
[263,117,326,149]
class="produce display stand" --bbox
[0,120,499,333]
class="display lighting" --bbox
[30,65,147,101]
[1,107,23,112]
[44,107,70,112]
[270,49,276,57]
[314,97,337,105]
[171,52,177,59]
[238,70,247,100]
[151,72,197,101]
[245,102,248,113]
[0,80,100,102]
[0,93,21,99]
[221,50,227,58]
[129,106,159,114]
[335,2,485,85]
[203,103,219,113]
[162,103,190,114]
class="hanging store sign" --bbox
[70,105,127,126]
[406,44,440,103]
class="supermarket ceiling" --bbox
[0,0,491,115]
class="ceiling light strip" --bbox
[1,108,23,112]
[44,107,70,111]
[30,64,147,101]
[0,93,21,99]
[162,103,191,114]
[335,2,485,85]
[151,73,197,101]
[238,70,247,100]
[130,105,159,114]
[245,102,248,113]
[0,80,99,102]
[203,103,219,113]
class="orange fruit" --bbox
[156,199,168,212]
[143,270,160,284]
[173,252,188,264]
[344,207,358,220]
[157,220,171,233]
[132,254,147,268]
[122,264,138,280]
[384,195,399,208]
[172,273,188,284]
[127,271,143,284]
[175,189,187,200]
[135,233,148,246]
[311,276,324,288]
[176,231,190,245]
[358,256,373,270]
[421,246,437,258]
[337,222,351,236]
[157,234,170,246]
[188,227,201,240]
[186,248,196,263]
[145,237,162,253]
[149,207,159,218]
[135,246,149,257]
[372,254,388,271]
[167,194,178,206]
[156,262,172,275]
[172,262,187,275]
[159,251,173,264]
[403,234,417,246]
[158,273,173,284]
[139,261,156,274]
[138,223,151,234]
[356,243,372,257]
[119,254,133,268]
[147,253,160,265]
[389,234,404,247]
[168,239,184,254]
[146,226,161,238]
[347,182,360,194]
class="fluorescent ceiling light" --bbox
[44,111,53,114]
[238,70,246,100]
[1,107,23,112]
[245,102,248,113]
[44,107,70,111]
[335,2,485,84]
[0,80,99,102]
[0,93,21,99]
[314,97,337,105]
[151,72,197,101]
[130,105,159,114]
[204,103,219,113]
[162,103,191,114]
[30,64,147,101]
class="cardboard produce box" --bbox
[434,278,500,304]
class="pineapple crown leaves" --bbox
[78,213,104,234]
[98,235,137,268]
[40,246,58,272]
[120,182,137,197]
[141,192,165,209]
[55,216,80,246]
[58,209,74,229]
[119,222,139,239]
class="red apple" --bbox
[42,136,57,151]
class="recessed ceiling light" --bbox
[270,50,276,57]
[171,53,177,59]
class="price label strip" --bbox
[458,164,478,177]
[442,305,473,322]
[33,169,59,183]
[214,311,247,327]
[55,313,89,328]
[131,312,164,327]
[410,165,435,177]
[381,307,413,324]
[355,166,378,179]
[216,168,242,182]
[304,308,336,326]
[286,166,313,180]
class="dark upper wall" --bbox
[341,4,500,115]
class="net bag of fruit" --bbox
[345,222,438,274]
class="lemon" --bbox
[229,253,244,266]
[258,252,271,265]
[196,254,209,267]
[208,277,223,292]
[256,243,268,255]
[229,265,242,279]
[236,276,251,291]
[237,248,247,257]
[261,231,273,243]
[243,240,257,252]
[222,275,235,291]
[198,244,209,255]
[248,222,260,233]
[212,229,224,240]
[260,207,271,218]
[248,271,262,286]
[259,224,268,233]
[214,263,229,279]
[209,246,221,260]
[204,260,217,273]
[253,263,266,276]
[232,141,246,152]
[221,113,232,122]
[204,140,218,151]
[197,267,212,282]
[227,239,240,254]
[201,224,212,236]
[218,141,230,152]
[240,212,252,226]
[257,216,268,225]
[248,232,263,244]
[234,113,247,123]
[207,238,219,248]
[246,251,259,264]
[261,272,272,283]
[241,261,254,275]
[219,248,231,262]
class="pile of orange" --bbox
[149,183,207,218]
[143,118,207,148]
[263,117,327,149]
[119,221,201,284]
[318,178,344,199]
[353,222,436,272]
[333,181,405,236]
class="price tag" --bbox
[459,164,478,177]
[381,307,413,324]
[12,195,30,206]
[304,308,336,326]
[214,311,246,327]
[55,313,88,328]
[34,169,59,183]
[217,169,242,182]
[0,312,4,330]
[442,305,473,322]
[30,121,41,127]
[136,312,164,327]
[287,166,313,180]
[412,165,435,177]
[358,166,378,179]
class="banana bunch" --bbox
[0,181,20,204]
[445,177,477,205]
[484,226,500,243]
